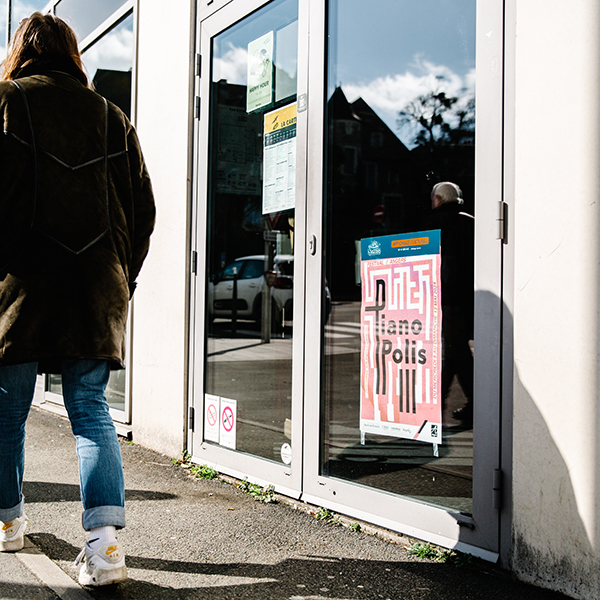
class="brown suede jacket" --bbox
[0,64,156,372]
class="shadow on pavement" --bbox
[26,533,570,600]
[23,481,177,503]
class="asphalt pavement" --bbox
[0,406,571,600]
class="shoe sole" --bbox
[0,537,24,552]
[79,565,127,586]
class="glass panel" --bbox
[8,0,48,42]
[105,369,126,411]
[48,374,62,395]
[322,0,475,514]
[55,0,127,42]
[0,0,7,59]
[47,369,125,412]
[205,0,298,462]
[82,14,134,118]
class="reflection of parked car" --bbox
[208,255,294,325]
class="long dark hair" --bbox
[1,12,89,87]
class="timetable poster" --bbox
[262,103,297,214]
[360,231,442,445]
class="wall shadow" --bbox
[510,367,599,598]
[470,291,599,599]
[26,533,571,600]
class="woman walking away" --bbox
[0,12,156,587]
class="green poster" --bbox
[247,32,273,113]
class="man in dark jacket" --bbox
[0,13,155,587]
[426,182,474,428]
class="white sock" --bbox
[87,526,117,550]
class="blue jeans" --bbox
[0,360,125,531]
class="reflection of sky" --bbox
[10,0,48,34]
[55,0,127,45]
[0,0,6,59]
[213,0,297,85]
[11,0,48,23]
[1,0,48,59]
[212,0,474,147]
[82,15,133,81]
[330,0,475,145]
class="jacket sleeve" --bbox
[127,125,156,296]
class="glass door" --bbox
[191,0,308,495]
[192,0,504,556]
[302,0,504,557]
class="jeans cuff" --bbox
[82,505,126,531]
[0,499,24,522]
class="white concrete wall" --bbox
[511,1,600,597]
[130,0,195,456]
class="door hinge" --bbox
[493,468,503,510]
[189,407,195,431]
[498,201,508,244]
[195,96,201,120]
[195,53,202,78]
[191,250,198,275]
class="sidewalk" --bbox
[1,407,570,600]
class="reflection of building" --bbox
[326,87,475,300]
[209,80,283,276]
[92,68,132,118]
[327,87,419,299]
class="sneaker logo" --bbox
[106,545,119,558]
[2,522,14,532]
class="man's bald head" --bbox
[431,181,463,209]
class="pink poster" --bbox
[360,232,442,445]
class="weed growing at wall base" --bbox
[171,451,218,479]
[239,478,277,503]
[315,507,341,524]
[407,542,473,568]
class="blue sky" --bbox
[330,0,476,144]
[331,0,475,86]
[214,0,475,146]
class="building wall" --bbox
[130,0,195,456]
[510,1,600,597]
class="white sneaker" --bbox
[0,513,28,552]
[75,541,127,586]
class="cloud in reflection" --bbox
[214,41,248,85]
[343,56,475,146]
[82,18,133,80]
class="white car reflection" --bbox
[208,255,294,326]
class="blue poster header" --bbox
[361,230,441,261]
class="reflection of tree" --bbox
[397,82,474,148]
[393,80,476,223]
[448,97,475,145]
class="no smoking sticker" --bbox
[222,406,234,433]
[207,404,218,427]
[219,397,237,449]
[204,394,220,443]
